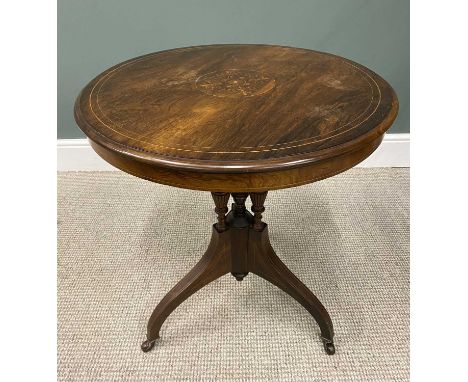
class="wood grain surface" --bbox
[75,44,398,191]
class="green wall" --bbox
[58,0,409,138]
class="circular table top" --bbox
[75,44,398,191]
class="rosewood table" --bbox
[74,44,398,355]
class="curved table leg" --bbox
[249,192,335,355]
[141,226,230,352]
[249,228,335,354]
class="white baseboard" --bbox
[57,133,409,171]
[358,133,410,167]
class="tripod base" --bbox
[142,192,335,355]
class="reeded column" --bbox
[229,193,250,281]
[231,193,249,216]
[250,192,268,231]
[211,192,230,231]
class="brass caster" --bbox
[141,339,157,352]
[322,337,335,355]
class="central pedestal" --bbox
[141,192,335,355]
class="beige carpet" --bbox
[57,168,409,382]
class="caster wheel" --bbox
[141,339,157,352]
[323,340,335,355]
[324,342,335,355]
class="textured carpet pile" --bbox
[58,168,409,381]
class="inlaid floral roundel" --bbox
[196,69,276,98]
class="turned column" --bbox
[229,193,250,281]
[231,193,248,217]
[250,192,268,231]
[211,192,230,232]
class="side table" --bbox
[74,44,398,355]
